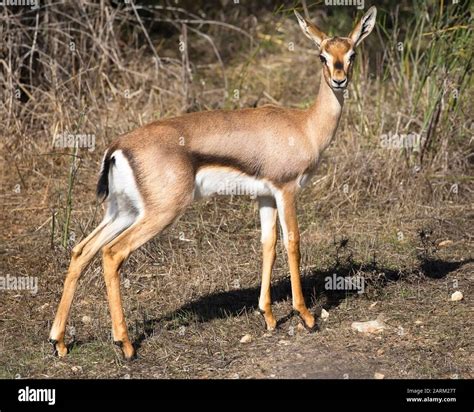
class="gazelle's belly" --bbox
[194,166,273,199]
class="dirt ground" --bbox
[1,166,472,379]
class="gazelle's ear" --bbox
[349,6,377,47]
[294,10,327,49]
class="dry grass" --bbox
[0,1,472,379]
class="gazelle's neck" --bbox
[307,71,344,154]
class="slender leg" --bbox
[101,212,179,360]
[275,189,315,329]
[49,218,112,356]
[258,196,278,330]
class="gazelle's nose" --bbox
[331,78,347,88]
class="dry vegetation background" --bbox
[0,0,472,379]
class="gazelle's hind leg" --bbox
[101,210,183,360]
[50,145,194,358]
[49,211,135,356]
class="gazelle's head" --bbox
[295,7,377,91]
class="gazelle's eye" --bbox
[349,53,356,62]
[319,55,327,64]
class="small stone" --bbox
[321,308,329,321]
[374,372,385,379]
[81,315,92,324]
[438,240,453,247]
[351,318,387,334]
[415,320,423,325]
[38,303,49,311]
[240,334,252,344]
[450,291,463,302]
[376,348,385,356]
[369,302,378,309]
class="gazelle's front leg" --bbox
[258,196,278,330]
[275,189,316,330]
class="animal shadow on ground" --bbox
[133,255,470,351]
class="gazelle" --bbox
[50,7,377,360]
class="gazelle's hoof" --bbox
[114,340,136,361]
[293,309,318,332]
[49,338,68,357]
[258,308,277,331]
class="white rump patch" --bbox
[106,150,144,221]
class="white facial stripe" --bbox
[345,51,356,64]
[320,52,333,63]
[322,51,354,67]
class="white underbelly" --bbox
[194,167,273,199]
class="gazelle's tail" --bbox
[97,150,114,202]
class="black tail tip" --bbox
[97,154,114,202]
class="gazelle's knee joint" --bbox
[71,245,83,260]
[286,239,300,255]
[102,245,128,269]
[261,238,277,253]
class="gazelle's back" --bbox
[111,105,315,184]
